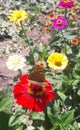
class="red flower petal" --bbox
[20,74,29,83]
[33,98,47,112]
[13,74,55,112]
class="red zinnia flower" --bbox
[44,27,51,32]
[13,66,55,112]
[71,38,78,45]
[49,13,56,20]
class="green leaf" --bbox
[9,115,29,127]
[0,86,11,100]
[16,34,27,43]
[29,39,34,46]
[77,89,80,96]
[9,115,16,127]
[60,110,74,126]
[48,114,58,125]
[37,126,44,130]
[72,121,79,130]
[32,112,44,120]
[49,36,61,44]
[64,32,77,40]
[0,96,13,113]
[57,91,67,101]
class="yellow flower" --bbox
[47,52,68,70]
[10,10,28,24]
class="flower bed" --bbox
[0,0,80,130]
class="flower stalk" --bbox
[20,125,23,130]
[44,108,52,130]
[20,22,32,52]
[64,8,67,18]
[18,69,22,76]
[20,22,35,65]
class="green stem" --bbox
[44,108,52,130]
[20,22,32,52]
[20,22,35,65]
[73,115,80,121]
[64,42,67,54]
[61,31,67,54]
[64,8,67,18]
[20,125,23,130]
[18,69,22,76]
[61,30,64,38]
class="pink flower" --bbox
[52,16,67,30]
[58,0,74,8]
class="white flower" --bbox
[6,54,26,71]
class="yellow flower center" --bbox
[12,57,20,65]
[55,61,62,66]
[54,55,63,66]
[28,81,45,96]
[63,0,70,3]
[16,13,22,19]
[57,19,62,25]
[51,53,65,67]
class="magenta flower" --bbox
[58,0,74,8]
[52,16,67,30]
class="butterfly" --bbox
[28,65,46,85]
